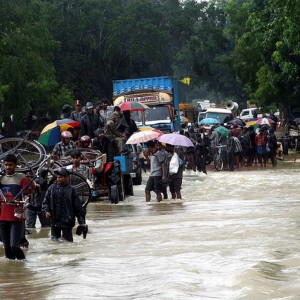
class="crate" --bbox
[114,156,132,173]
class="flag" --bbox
[180,77,191,86]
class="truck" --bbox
[179,103,196,124]
[113,76,180,132]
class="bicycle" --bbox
[35,155,91,208]
[0,135,46,172]
[214,145,226,171]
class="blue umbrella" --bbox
[199,117,220,125]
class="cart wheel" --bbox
[110,185,120,204]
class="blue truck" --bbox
[113,76,181,132]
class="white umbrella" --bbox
[126,130,163,144]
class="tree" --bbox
[0,1,72,129]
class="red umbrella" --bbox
[119,101,149,112]
[255,117,275,126]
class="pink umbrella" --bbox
[157,133,194,147]
[126,130,163,144]
[255,117,275,126]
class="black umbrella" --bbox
[228,118,246,126]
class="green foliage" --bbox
[1,0,300,129]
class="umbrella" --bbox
[215,126,229,137]
[38,118,80,147]
[255,117,274,126]
[228,118,246,126]
[126,130,163,144]
[157,133,194,147]
[199,117,220,125]
[119,101,149,112]
[138,126,163,134]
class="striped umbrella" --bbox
[38,118,80,147]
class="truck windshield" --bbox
[206,112,233,123]
[145,106,171,125]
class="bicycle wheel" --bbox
[214,154,224,171]
[0,138,46,172]
[69,171,91,208]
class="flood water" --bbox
[1,166,300,300]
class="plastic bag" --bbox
[169,153,179,175]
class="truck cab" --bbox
[198,108,233,125]
[113,77,180,132]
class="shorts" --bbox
[169,178,182,193]
[145,176,163,193]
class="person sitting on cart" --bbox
[122,110,138,138]
[66,150,91,180]
[52,131,76,161]
[79,135,92,148]
[92,128,113,162]
[104,111,126,155]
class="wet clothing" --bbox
[145,149,166,193]
[52,141,76,159]
[80,113,100,138]
[93,137,113,162]
[70,110,83,123]
[0,173,29,222]
[0,221,25,259]
[0,172,30,260]
[26,169,50,228]
[42,182,85,241]
[66,164,91,180]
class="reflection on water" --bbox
[1,169,300,299]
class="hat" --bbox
[86,102,94,109]
[54,167,69,176]
[62,104,72,113]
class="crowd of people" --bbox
[0,99,285,259]
[180,119,280,172]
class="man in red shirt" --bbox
[0,154,31,260]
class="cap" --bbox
[86,102,94,109]
[54,167,69,176]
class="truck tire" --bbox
[110,185,120,204]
